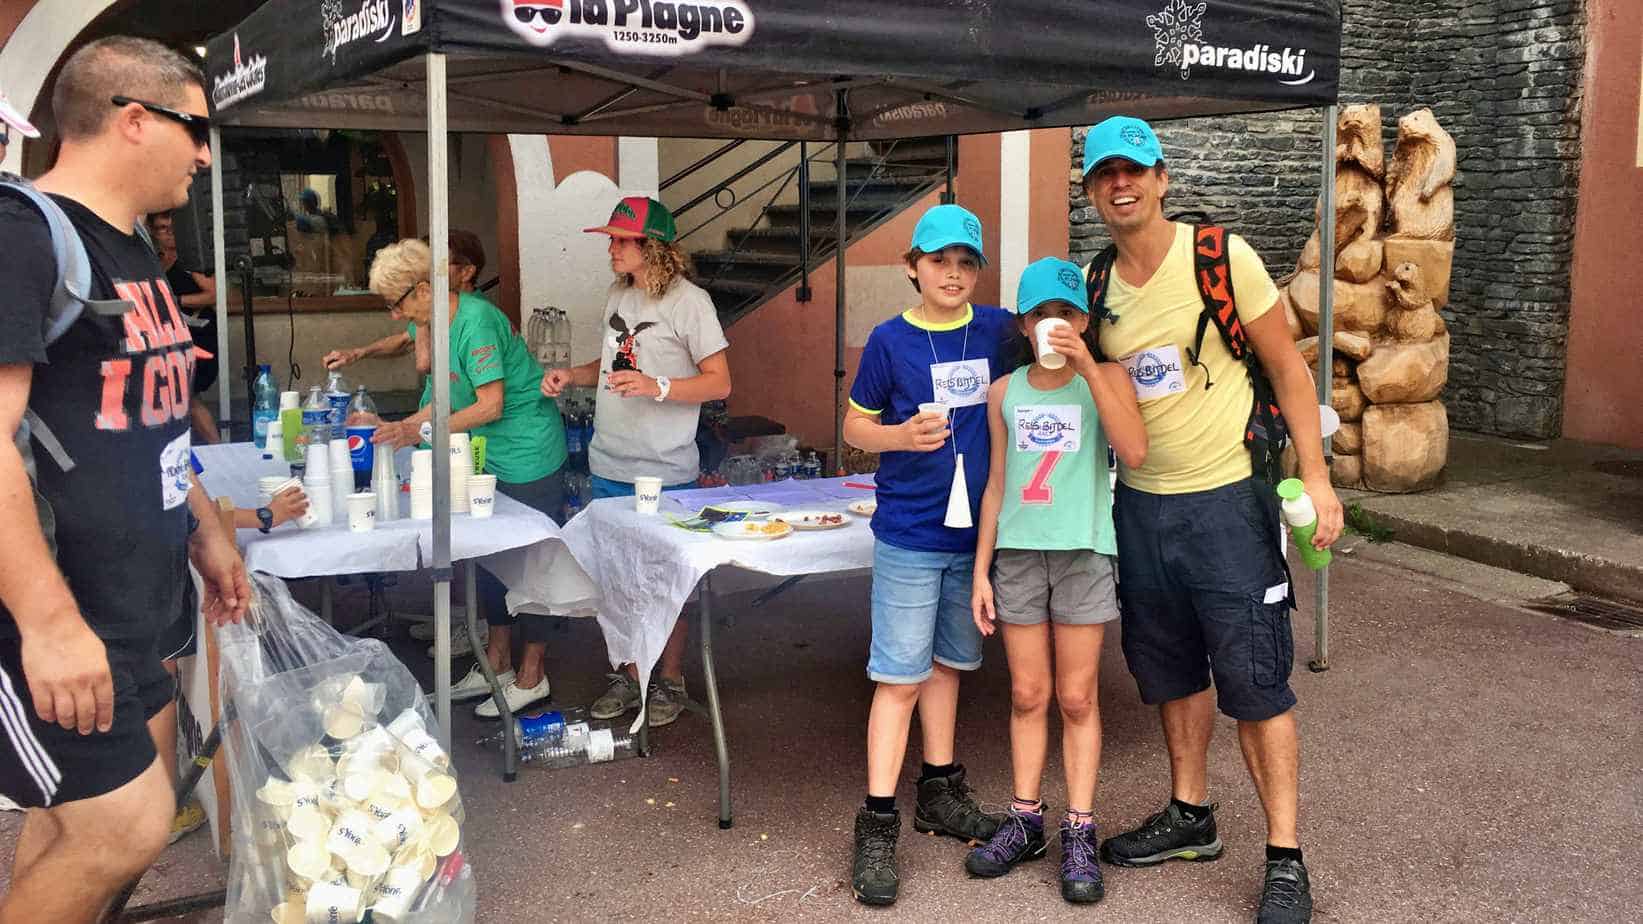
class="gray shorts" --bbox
[992,549,1120,626]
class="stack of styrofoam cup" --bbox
[371,443,399,522]
[304,444,334,527]
[409,449,433,520]
[447,433,472,515]
[329,439,353,522]
[258,475,291,504]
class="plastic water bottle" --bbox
[522,726,638,769]
[805,451,822,479]
[302,384,331,445]
[1276,478,1333,571]
[324,370,351,435]
[476,707,591,751]
[251,365,279,449]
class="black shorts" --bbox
[1112,477,1297,722]
[0,635,173,808]
[159,579,198,662]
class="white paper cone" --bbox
[943,453,972,529]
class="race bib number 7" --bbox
[1119,344,1188,401]
[1013,404,1081,453]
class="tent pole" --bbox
[209,127,231,438]
[833,96,848,473]
[1310,105,1337,673]
[427,51,454,746]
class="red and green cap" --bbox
[584,195,677,242]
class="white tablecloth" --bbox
[557,476,878,700]
[193,443,599,614]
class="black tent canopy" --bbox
[204,0,1344,749]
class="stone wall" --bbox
[1069,0,1586,439]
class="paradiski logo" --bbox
[501,0,755,57]
[1147,0,1315,86]
[322,0,395,66]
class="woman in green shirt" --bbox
[369,238,568,717]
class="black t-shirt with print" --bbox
[0,193,193,642]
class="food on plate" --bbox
[847,499,877,517]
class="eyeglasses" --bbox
[513,7,563,25]
[111,95,212,148]
[390,284,419,313]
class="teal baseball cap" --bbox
[1016,257,1088,315]
[1081,116,1164,178]
[909,203,986,265]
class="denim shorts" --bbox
[868,539,984,684]
[1113,477,1297,721]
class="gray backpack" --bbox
[1,176,152,551]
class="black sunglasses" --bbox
[514,6,563,24]
[111,95,211,148]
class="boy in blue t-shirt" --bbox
[842,204,1015,906]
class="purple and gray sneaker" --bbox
[965,807,1047,878]
[1060,819,1105,904]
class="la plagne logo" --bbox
[501,0,755,57]
[323,0,396,66]
[1147,0,1315,86]
[212,34,267,108]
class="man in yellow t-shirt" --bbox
[1078,117,1342,924]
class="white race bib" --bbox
[160,431,192,511]
[1120,344,1188,401]
[929,359,990,408]
[1013,404,1082,453]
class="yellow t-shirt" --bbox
[1092,222,1280,495]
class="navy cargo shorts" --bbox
[1112,477,1297,721]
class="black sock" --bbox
[919,761,957,782]
[864,795,896,814]
[1171,797,1211,821]
[1266,845,1304,864]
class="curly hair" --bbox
[368,238,447,303]
[619,238,693,299]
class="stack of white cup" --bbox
[328,440,353,523]
[409,450,433,520]
[304,444,334,527]
[447,433,472,515]
[371,445,399,523]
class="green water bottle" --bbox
[1276,478,1333,571]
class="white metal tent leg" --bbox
[1311,104,1337,673]
[209,127,230,436]
[428,51,454,748]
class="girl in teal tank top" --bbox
[966,258,1147,901]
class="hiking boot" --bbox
[589,672,641,719]
[1256,857,1313,924]
[1059,819,1105,904]
[1100,801,1223,867]
[964,807,1046,877]
[912,765,1001,844]
[851,808,900,905]
[647,677,687,727]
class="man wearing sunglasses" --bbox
[0,36,249,922]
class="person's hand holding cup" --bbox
[902,402,950,453]
[1035,317,1073,369]
[1043,320,1095,373]
[268,483,310,527]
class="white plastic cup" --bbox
[347,493,377,532]
[328,438,351,473]
[634,476,663,514]
[372,807,423,851]
[305,882,363,924]
[264,418,283,458]
[1035,317,1071,369]
[917,401,950,422]
[280,390,301,411]
[306,442,331,474]
[409,490,432,521]
[467,475,497,518]
[387,709,426,740]
[449,432,472,473]
[397,729,449,774]
[303,478,334,528]
[366,866,424,923]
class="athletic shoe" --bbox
[1257,857,1313,924]
[590,672,642,719]
[1100,801,1223,867]
[965,806,1046,877]
[912,765,1001,844]
[426,630,474,659]
[449,665,513,703]
[473,676,550,719]
[168,797,207,845]
[851,808,900,905]
[1059,818,1105,904]
[646,677,687,727]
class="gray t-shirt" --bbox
[589,277,729,486]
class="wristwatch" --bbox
[256,506,275,533]
[654,375,671,402]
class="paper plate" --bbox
[711,520,793,541]
[847,499,877,517]
[772,509,850,530]
[706,500,780,519]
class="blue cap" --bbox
[1081,116,1164,177]
[1016,257,1088,315]
[909,204,986,265]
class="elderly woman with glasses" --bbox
[323,229,488,373]
[368,237,569,716]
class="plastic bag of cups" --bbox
[219,574,475,923]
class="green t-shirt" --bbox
[416,292,565,483]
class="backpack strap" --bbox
[1185,224,1249,390]
[1083,243,1119,361]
